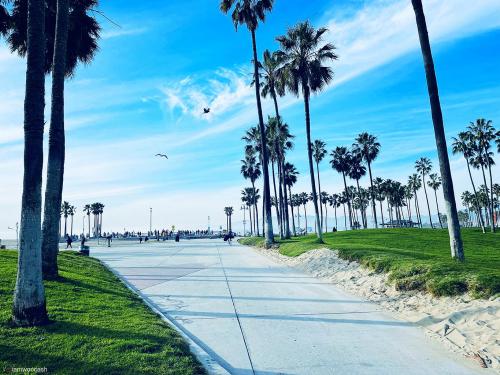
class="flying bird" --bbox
[155,153,168,159]
[203,107,210,114]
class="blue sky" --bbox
[1,0,500,237]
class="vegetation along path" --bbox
[0,250,205,375]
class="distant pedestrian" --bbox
[139,236,143,244]
[66,235,73,249]
[106,235,112,247]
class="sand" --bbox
[253,246,499,371]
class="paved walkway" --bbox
[91,239,482,375]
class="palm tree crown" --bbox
[220,0,273,31]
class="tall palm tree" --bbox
[411,0,463,260]
[353,132,380,228]
[330,193,340,231]
[83,204,91,238]
[241,150,262,236]
[258,49,285,120]
[10,0,101,278]
[61,201,70,236]
[312,139,327,231]
[298,192,310,234]
[408,174,423,228]
[415,157,434,228]
[12,0,49,326]
[242,188,256,235]
[277,21,338,242]
[373,177,385,226]
[284,162,298,236]
[427,173,443,228]
[224,207,234,232]
[330,147,353,229]
[347,155,367,228]
[452,131,485,232]
[69,205,75,236]
[320,191,329,232]
[221,0,274,246]
[468,119,496,232]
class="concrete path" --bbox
[91,239,483,375]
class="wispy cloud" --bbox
[101,26,148,39]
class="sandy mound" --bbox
[254,246,499,371]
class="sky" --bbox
[1,0,500,238]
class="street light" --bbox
[149,207,152,234]
[7,222,19,250]
[240,205,247,236]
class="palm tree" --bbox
[242,188,256,235]
[298,192,310,233]
[408,174,423,228]
[241,150,262,236]
[221,0,275,246]
[8,0,101,278]
[277,21,338,242]
[330,147,353,229]
[61,201,70,236]
[224,207,234,232]
[0,1,9,36]
[258,49,285,119]
[83,204,91,238]
[411,0,463,260]
[347,155,367,228]
[452,131,485,232]
[12,0,49,326]
[69,205,75,236]
[312,139,327,231]
[373,177,385,226]
[468,119,496,232]
[427,173,443,228]
[353,132,380,228]
[330,194,340,231]
[320,192,329,232]
[284,162,298,236]
[415,158,434,228]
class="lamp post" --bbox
[241,205,247,236]
[149,207,152,234]
[7,222,19,250]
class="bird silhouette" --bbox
[155,153,168,159]
[203,108,210,114]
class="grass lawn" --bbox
[239,228,500,298]
[0,250,205,375]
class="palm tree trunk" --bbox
[276,160,285,239]
[316,161,324,231]
[342,173,353,229]
[251,29,273,245]
[303,88,322,241]
[334,205,338,230]
[40,0,69,279]
[324,203,328,233]
[70,215,74,236]
[422,176,433,228]
[343,203,347,230]
[279,158,291,238]
[289,186,296,236]
[486,159,496,232]
[13,0,48,326]
[434,190,443,228]
[271,161,281,235]
[355,179,367,229]
[248,205,253,235]
[64,216,67,237]
[303,205,308,233]
[379,200,384,226]
[87,214,90,238]
[412,0,464,260]
[367,161,378,228]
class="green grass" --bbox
[0,250,205,375]
[239,228,500,298]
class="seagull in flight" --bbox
[203,107,210,114]
[155,153,168,159]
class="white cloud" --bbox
[101,26,148,39]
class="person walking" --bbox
[66,235,73,249]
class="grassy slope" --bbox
[0,250,205,375]
[239,228,500,298]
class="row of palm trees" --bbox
[60,201,75,237]
[222,0,465,262]
[224,206,234,232]
[461,185,500,229]
[1,0,101,325]
[83,202,105,238]
[452,119,499,233]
